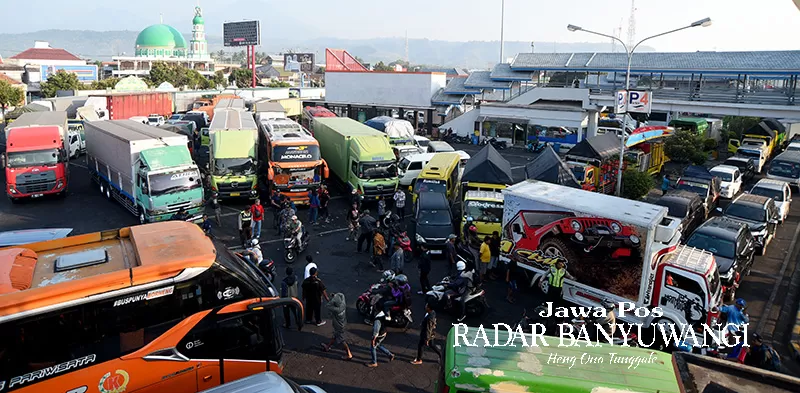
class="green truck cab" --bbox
[313,117,398,200]
[208,109,259,200]
[138,146,204,222]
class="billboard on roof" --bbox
[284,53,315,72]
[41,65,98,82]
[223,21,261,47]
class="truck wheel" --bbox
[104,183,112,200]
[99,181,106,195]
[538,237,578,264]
[9,196,19,204]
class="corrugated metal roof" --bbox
[10,47,82,61]
[444,77,482,95]
[511,51,800,75]
[431,88,466,106]
[464,71,512,89]
[490,63,533,81]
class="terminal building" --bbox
[112,6,214,78]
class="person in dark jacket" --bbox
[357,210,377,253]
[280,267,299,328]
[411,303,440,364]
[302,267,329,326]
[417,243,432,294]
[321,292,353,360]
[309,188,320,225]
[319,186,331,223]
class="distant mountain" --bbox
[0,30,655,68]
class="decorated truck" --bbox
[564,133,623,194]
[500,180,724,345]
[624,125,671,176]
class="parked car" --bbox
[786,141,800,153]
[398,153,435,186]
[427,141,455,153]
[749,178,792,223]
[722,156,755,183]
[675,175,720,218]
[709,165,743,199]
[654,191,705,240]
[413,191,455,255]
[198,372,325,393]
[167,113,184,123]
[147,114,165,126]
[414,135,431,148]
[766,150,800,188]
[717,194,780,255]
[685,217,755,301]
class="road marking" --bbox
[758,220,800,334]
[511,165,525,170]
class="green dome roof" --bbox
[193,15,204,25]
[135,24,187,49]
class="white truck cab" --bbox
[735,145,767,173]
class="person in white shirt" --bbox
[304,255,318,280]
[242,238,263,266]
[394,189,406,219]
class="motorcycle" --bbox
[526,141,549,153]
[284,228,310,263]
[425,274,488,318]
[355,274,413,328]
[257,258,277,283]
[480,137,507,150]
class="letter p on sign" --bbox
[615,90,628,114]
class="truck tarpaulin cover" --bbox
[364,116,415,143]
[745,122,776,139]
[762,118,785,134]
[566,132,621,161]
[524,146,580,188]
[461,144,513,184]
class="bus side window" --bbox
[179,311,277,361]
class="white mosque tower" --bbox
[188,5,209,59]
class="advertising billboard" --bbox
[41,65,98,82]
[284,53,315,72]
[223,21,261,47]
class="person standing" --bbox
[270,190,283,231]
[478,236,491,281]
[467,226,481,271]
[357,210,377,253]
[393,188,406,219]
[346,203,360,241]
[304,255,317,280]
[506,258,520,304]
[238,206,253,246]
[371,229,387,270]
[661,174,671,195]
[390,242,404,274]
[445,234,457,275]
[417,243,432,294]
[207,192,222,226]
[281,267,299,328]
[250,199,265,239]
[279,202,294,237]
[365,312,395,368]
[321,292,353,360]
[377,196,386,218]
[489,231,501,279]
[545,260,574,307]
[309,188,320,225]
[302,267,329,326]
[319,186,331,223]
[410,303,441,365]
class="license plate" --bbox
[32,194,44,198]
[230,192,240,197]
[430,250,442,255]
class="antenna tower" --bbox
[627,0,636,48]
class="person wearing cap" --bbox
[545,259,574,308]
[302,266,329,326]
[720,298,749,342]
[281,267,299,328]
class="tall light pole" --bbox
[500,0,505,63]
[567,17,712,196]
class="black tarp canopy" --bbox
[461,144,514,184]
[762,118,786,134]
[525,146,580,188]
[744,121,776,139]
[565,133,620,162]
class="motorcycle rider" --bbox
[721,298,749,343]
[242,238,263,267]
[382,274,411,321]
[287,215,304,247]
[444,261,473,322]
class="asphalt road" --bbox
[2,145,800,391]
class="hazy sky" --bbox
[2,0,799,52]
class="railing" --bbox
[589,87,799,106]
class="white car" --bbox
[148,114,165,126]
[414,135,431,148]
[749,179,792,222]
[709,165,743,199]
[786,141,800,152]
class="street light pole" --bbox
[567,17,711,196]
[500,0,506,63]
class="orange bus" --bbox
[0,221,302,393]
[259,118,329,205]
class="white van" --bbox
[399,151,470,186]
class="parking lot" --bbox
[1,144,800,391]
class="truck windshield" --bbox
[737,149,761,159]
[359,161,397,179]
[215,158,256,176]
[742,140,764,147]
[272,145,320,162]
[149,170,202,196]
[768,161,800,179]
[6,149,60,168]
[725,203,766,223]
[686,232,736,259]
[415,179,446,194]
[465,200,503,223]
[418,209,451,226]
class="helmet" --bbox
[291,215,298,221]
[456,261,466,271]
[735,298,746,308]
[395,274,408,285]
[601,299,616,310]
[466,216,474,222]
[250,238,259,247]
[381,270,395,282]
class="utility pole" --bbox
[627,0,637,49]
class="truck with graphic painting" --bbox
[85,120,204,224]
[499,180,724,346]
[624,126,671,176]
[208,109,259,200]
[458,144,514,238]
[259,118,328,205]
[565,133,623,194]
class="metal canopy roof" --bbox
[491,63,534,81]
[464,71,512,90]
[431,88,467,106]
[444,77,482,95]
[510,51,800,76]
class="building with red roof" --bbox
[8,41,86,66]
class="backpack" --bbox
[764,345,781,371]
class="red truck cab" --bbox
[3,126,69,200]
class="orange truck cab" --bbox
[1,112,70,200]
[0,221,302,393]
[260,119,328,204]
[192,94,240,122]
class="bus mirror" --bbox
[248,297,305,331]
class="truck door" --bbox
[659,268,707,326]
[728,139,740,154]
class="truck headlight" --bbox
[9,186,17,194]
[630,235,640,244]
[56,180,63,189]
[610,222,621,233]
[570,220,581,232]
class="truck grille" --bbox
[363,185,392,197]
[218,182,251,192]
[168,201,192,210]
[19,182,55,194]
[16,170,57,194]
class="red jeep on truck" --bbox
[503,210,642,269]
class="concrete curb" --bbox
[792,304,800,361]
